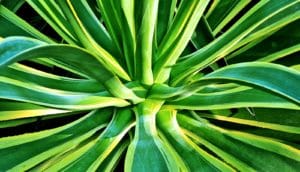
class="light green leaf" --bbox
[65,0,119,58]
[206,0,251,35]
[178,114,300,171]
[168,86,300,110]
[154,0,210,83]
[136,0,159,85]
[56,0,131,81]
[0,110,112,171]
[157,109,234,172]
[198,113,300,134]
[156,0,177,45]
[125,99,184,172]
[172,0,300,85]
[228,19,300,63]
[0,37,142,103]
[0,101,69,121]
[200,62,300,104]
[0,6,54,43]
[2,64,103,93]
[0,0,25,12]
[47,109,134,171]
[26,0,79,44]
[97,0,136,77]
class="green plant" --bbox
[0,0,300,171]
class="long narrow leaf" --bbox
[172,0,300,85]
[0,110,112,171]
[200,62,300,104]
[157,109,234,171]
[0,37,142,103]
[168,86,300,110]
[178,114,300,171]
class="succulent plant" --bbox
[0,0,299,171]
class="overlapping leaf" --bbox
[0,0,299,171]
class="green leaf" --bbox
[125,99,184,172]
[0,0,25,12]
[168,86,300,110]
[231,108,300,142]
[191,17,214,49]
[0,110,112,171]
[136,0,159,85]
[0,36,45,57]
[206,0,251,35]
[198,113,300,134]
[0,76,129,110]
[97,0,136,77]
[226,130,300,161]
[0,101,69,121]
[64,0,119,58]
[0,0,299,170]
[0,37,142,103]
[0,6,54,43]
[172,0,300,85]
[231,3,300,56]
[26,0,80,44]
[178,114,300,171]
[56,0,131,81]
[228,19,300,63]
[47,109,134,171]
[185,129,256,172]
[233,108,300,127]
[157,109,234,172]
[96,141,129,172]
[2,64,103,93]
[153,0,210,83]
[200,62,300,104]
[156,0,177,45]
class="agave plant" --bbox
[0,0,300,171]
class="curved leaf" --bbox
[157,109,234,172]
[125,99,185,172]
[228,19,300,63]
[178,114,300,171]
[154,0,210,83]
[200,62,300,104]
[2,65,103,93]
[46,109,134,171]
[0,101,69,121]
[168,86,300,110]
[0,37,142,103]
[0,110,112,171]
[172,0,300,84]
[0,6,54,43]
[0,76,129,110]
[198,113,300,134]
